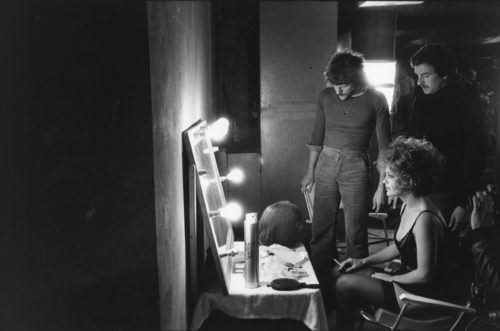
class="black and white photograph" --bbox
[3,1,500,330]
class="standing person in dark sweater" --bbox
[300,50,391,311]
[408,43,486,231]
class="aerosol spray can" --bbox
[244,212,259,288]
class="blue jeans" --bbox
[310,146,370,307]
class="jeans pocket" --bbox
[341,154,368,184]
[315,151,338,182]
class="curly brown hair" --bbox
[377,136,445,196]
[324,49,367,86]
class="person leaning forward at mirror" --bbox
[407,43,487,233]
[300,49,392,312]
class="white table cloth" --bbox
[190,242,329,331]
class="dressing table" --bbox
[183,120,328,331]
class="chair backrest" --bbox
[371,307,459,331]
[362,292,475,331]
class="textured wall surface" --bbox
[260,2,338,217]
[147,2,213,330]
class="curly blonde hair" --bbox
[377,137,445,196]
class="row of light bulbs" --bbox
[201,117,244,221]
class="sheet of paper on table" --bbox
[264,244,309,266]
[232,242,316,286]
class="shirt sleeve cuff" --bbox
[306,144,323,152]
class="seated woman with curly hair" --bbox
[333,137,458,330]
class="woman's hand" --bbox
[371,272,393,282]
[339,258,366,273]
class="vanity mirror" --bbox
[183,119,238,295]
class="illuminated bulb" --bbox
[207,117,230,141]
[209,202,242,221]
[220,168,244,184]
[221,202,242,220]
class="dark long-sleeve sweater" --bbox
[407,84,486,207]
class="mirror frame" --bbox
[183,119,235,295]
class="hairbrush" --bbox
[267,278,320,291]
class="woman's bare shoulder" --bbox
[413,208,445,234]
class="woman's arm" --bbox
[341,243,400,273]
[363,243,400,266]
[390,214,442,285]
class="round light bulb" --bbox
[207,117,230,141]
[226,168,244,184]
[219,202,242,220]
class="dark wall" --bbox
[260,2,338,218]
[351,9,397,60]
[213,0,260,152]
[2,1,159,330]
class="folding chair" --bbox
[359,291,476,331]
[358,275,500,330]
